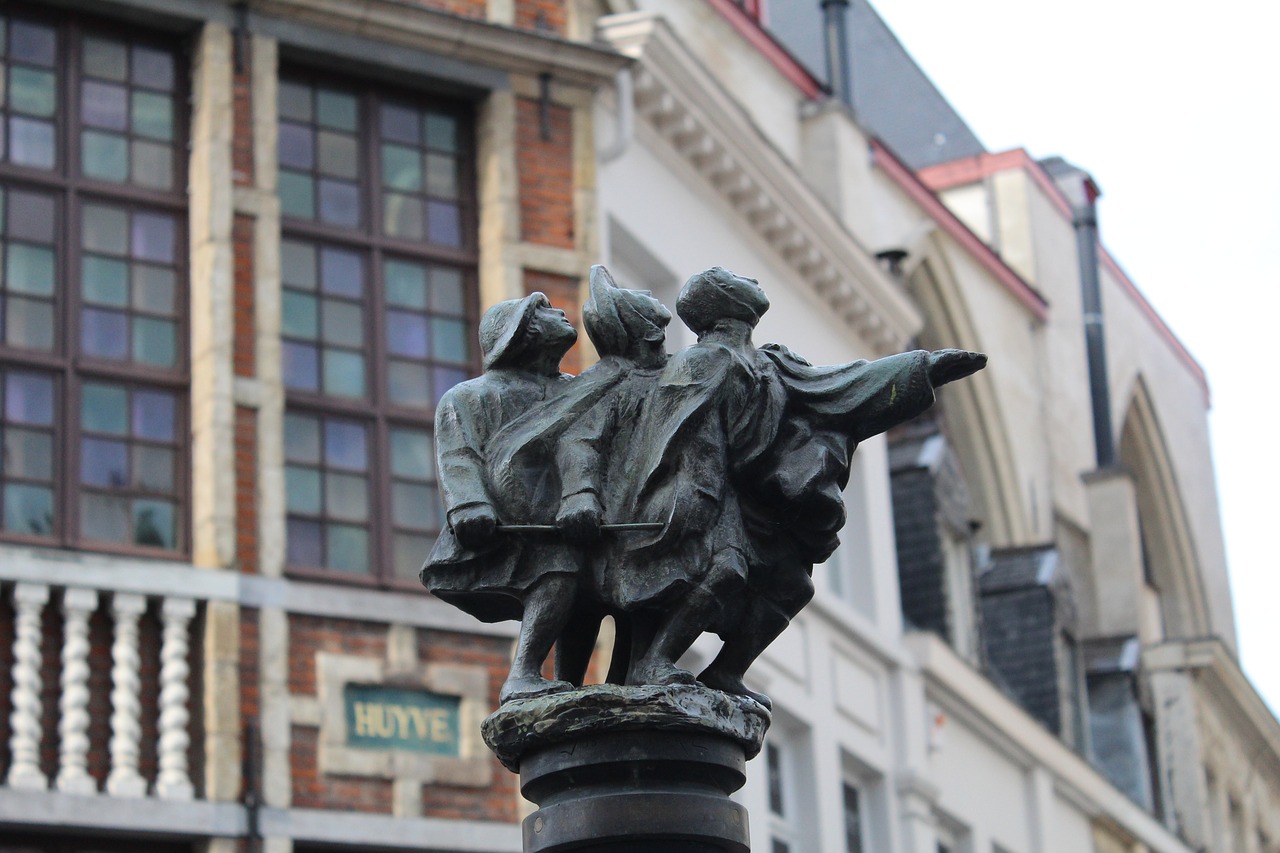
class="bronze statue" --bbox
[422,265,986,709]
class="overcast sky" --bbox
[861,0,1280,713]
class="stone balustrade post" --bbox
[57,587,99,794]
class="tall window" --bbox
[0,8,187,554]
[842,780,865,853]
[278,71,476,584]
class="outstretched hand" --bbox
[557,492,603,543]
[450,504,498,549]
[927,349,987,387]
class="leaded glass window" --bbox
[279,70,476,584]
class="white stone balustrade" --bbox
[2,576,205,802]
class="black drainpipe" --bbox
[1070,174,1116,468]
[821,0,853,108]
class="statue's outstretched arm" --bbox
[927,349,987,387]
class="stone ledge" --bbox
[482,683,770,772]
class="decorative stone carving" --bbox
[106,593,148,798]
[7,583,49,790]
[156,597,196,800]
[57,587,99,795]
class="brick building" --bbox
[2,1,1278,852]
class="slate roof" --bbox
[978,545,1059,593]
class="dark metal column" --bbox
[821,0,853,107]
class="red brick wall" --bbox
[516,97,575,249]
[524,269,582,374]
[232,48,253,187]
[233,215,256,379]
[515,0,568,34]
[235,406,258,575]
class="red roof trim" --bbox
[705,0,825,99]
[870,139,1049,321]
[919,149,1209,401]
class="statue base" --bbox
[483,684,770,853]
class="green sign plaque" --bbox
[344,684,461,755]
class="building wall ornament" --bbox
[56,588,99,795]
[7,583,50,790]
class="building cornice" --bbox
[597,12,923,355]
[249,0,631,88]
[919,149,1210,405]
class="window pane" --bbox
[427,201,462,247]
[133,445,175,492]
[131,91,173,140]
[388,361,430,407]
[131,45,175,91]
[279,170,315,219]
[7,190,55,242]
[82,80,128,130]
[381,144,421,191]
[425,153,457,198]
[5,373,54,424]
[282,341,319,390]
[81,437,128,487]
[281,291,318,339]
[393,533,433,580]
[320,299,363,347]
[10,117,55,169]
[133,389,176,440]
[83,37,128,82]
[284,413,321,463]
[278,122,314,170]
[4,296,53,350]
[10,66,56,116]
[82,130,129,182]
[4,483,53,535]
[386,311,428,358]
[133,499,175,548]
[82,383,128,434]
[131,141,173,190]
[132,212,175,263]
[431,268,466,314]
[318,178,360,227]
[81,492,129,542]
[83,204,129,255]
[390,428,433,478]
[317,130,358,179]
[316,89,357,131]
[6,244,55,295]
[431,317,468,363]
[81,307,129,359]
[319,247,362,297]
[324,420,366,470]
[432,367,468,404]
[380,103,420,144]
[3,427,52,479]
[326,524,368,572]
[322,349,364,397]
[424,113,457,152]
[385,260,427,309]
[325,472,368,521]
[281,240,317,290]
[83,255,129,306]
[132,264,176,313]
[278,80,312,122]
[287,518,322,566]
[11,21,57,67]
[286,465,321,514]
[383,193,424,240]
[132,316,176,366]
[392,482,433,528]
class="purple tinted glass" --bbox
[81,308,129,359]
[131,212,175,263]
[433,367,469,405]
[82,80,129,131]
[10,21,57,66]
[131,45,175,91]
[286,518,323,566]
[81,437,128,487]
[132,389,175,440]
[318,179,360,227]
[379,104,420,144]
[10,117,56,169]
[386,311,428,358]
[4,372,54,424]
[282,341,320,391]
[278,122,314,170]
[319,247,362,297]
[324,420,366,471]
[427,201,461,247]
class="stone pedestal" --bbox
[483,684,770,853]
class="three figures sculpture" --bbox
[420,265,985,851]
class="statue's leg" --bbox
[501,572,577,703]
[629,550,745,686]
[553,604,600,687]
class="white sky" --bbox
[864,0,1280,713]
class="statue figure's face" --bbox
[529,302,578,349]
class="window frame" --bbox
[278,65,481,590]
[0,4,192,557]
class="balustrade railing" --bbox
[2,569,203,801]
